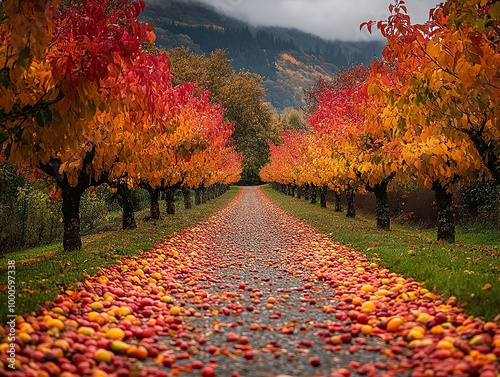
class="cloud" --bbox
[181,0,437,41]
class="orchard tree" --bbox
[203,144,242,197]
[401,132,488,242]
[136,83,238,218]
[362,0,498,240]
[108,174,138,230]
[38,50,172,247]
[280,130,308,195]
[95,51,173,229]
[158,86,233,215]
[300,133,336,207]
[260,130,308,196]
[219,148,243,187]
[371,67,489,242]
[260,129,335,206]
[2,0,155,152]
[357,61,411,230]
[1,0,159,251]
[305,64,405,225]
[365,0,500,181]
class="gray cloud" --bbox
[183,0,438,41]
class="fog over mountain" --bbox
[146,0,437,41]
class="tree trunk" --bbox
[117,184,137,230]
[320,185,328,208]
[346,187,356,218]
[39,152,107,251]
[201,187,208,204]
[146,186,161,220]
[195,188,202,205]
[367,173,395,231]
[432,182,456,242]
[310,184,317,204]
[372,184,390,230]
[304,183,310,201]
[297,186,302,199]
[165,188,176,215]
[61,186,85,251]
[334,191,342,212]
[183,188,192,210]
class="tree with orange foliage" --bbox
[1,0,159,250]
[260,130,306,195]
[163,88,239,214]
[400,132,487,241]
[363,0,496,240]
[0,0,58,133]
[371,0,499,181]
[356,61,413,230]
[299,132,337,207]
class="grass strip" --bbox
[0,188,239,322]
[263,185,500,321]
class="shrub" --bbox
[1,163,64,253]
[14,185,62,250]
[456,181,499,229]
[101,186,150,213]
[131,188,150,211]
[80,189,109,231]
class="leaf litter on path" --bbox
[1,187,499,377]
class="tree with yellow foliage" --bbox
[363,0,497,240]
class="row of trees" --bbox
[0,0,242,251]
[260,0,499,242]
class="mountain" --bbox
[141,0,384,111]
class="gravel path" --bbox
[164,186,400,377]
[4,186,499,377]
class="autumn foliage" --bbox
[261,0,498,242]
[0,0,242,250]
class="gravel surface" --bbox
[154,186,402,377]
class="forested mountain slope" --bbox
[141,0,383,110]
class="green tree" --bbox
[168,48,274,185]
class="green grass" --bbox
[0,188,239,322]
[263,185,500,322]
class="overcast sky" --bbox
[183,0,438,41]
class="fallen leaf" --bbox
[482,283,492,291]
